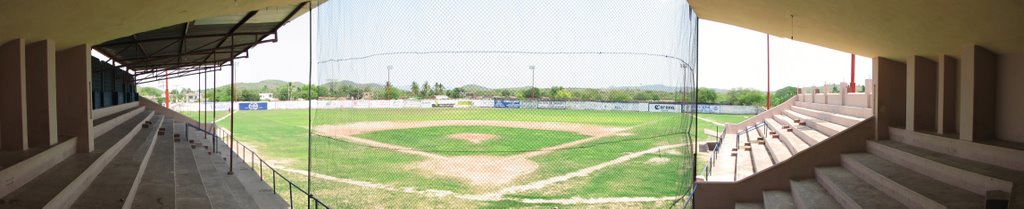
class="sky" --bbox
[137,0,872,92]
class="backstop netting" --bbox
[301,0,697,207]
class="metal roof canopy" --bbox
[94,1,311,84]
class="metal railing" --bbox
[701,121,767,179]
[186,123,331,209]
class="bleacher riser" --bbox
[866,141,1013,196]
[92,106,144,140]
[121,115,165,208]
[794,101,872,118]
[43,111,154,209]
[0,137,77,198]
[92,102,141,120]
[790,106,861,127]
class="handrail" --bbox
[703,120,766,179]
[185,123,331,209]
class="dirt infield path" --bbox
[274,143,687,205]
[471,144,685,200]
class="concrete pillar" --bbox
[874,57,907,140]
[907,56,938,132]
[937,55,958,134]
[26,40,59,147]
[959,45,997,141]
[56,45,93,152]
[840,82,849,105]
[1,39,29,151]
[865,79,874,108]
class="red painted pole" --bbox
[766,34,771,110]
[850,53,856,92]
[164,69,170,108]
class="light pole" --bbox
[387,65,392,100]
[529,65,535,99]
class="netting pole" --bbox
[228,62,235,175]
[213,66,217,152]
[766,33,771,110]
[692,17,700,209]
[307,1,314,207]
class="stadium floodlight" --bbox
[530,65,536,99]
[387,65,393,100]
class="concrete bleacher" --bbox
[707,94,870,182]
[706,83,1024,208]
[0,101,284,209]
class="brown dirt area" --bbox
[313,120,629,186]
[449,133,497,144]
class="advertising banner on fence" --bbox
[431,100,457,108]
[238,102,268,110]
[493,99,521,108]
[648,103,682,112]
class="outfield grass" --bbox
[176,108,749,208]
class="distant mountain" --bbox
[608,84,680,92]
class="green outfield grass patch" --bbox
[508,149,691,198]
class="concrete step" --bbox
[790,106,863,127]
[0,111,153,208]
[189,125,244,209]
[794,101,872,118]
[735,132,755,180]
[760,122,793,164]
[736,202,766,209]
[93,106,145,140]
[814,167,905,209]
[790,179,842,209]
[72,115,164,208]
[212,137,277,209]
[131,118,178,209]
[173,123,212,209]
[765,118,809,154]
[783,110,846,137]
[746,132,774,172]
[868,140,1024,208]
[773,114,828,145]
[762,190,796,209]
[889,127,1024,173]
[841,153,985,208]
[0,136,76,199]
[708,133,738,182]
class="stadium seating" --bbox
[703,84,1024,208]
[706,97,870,182]
[0,100,283,208]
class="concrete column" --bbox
[874,57,907,140]
[865,79,874,108]
[840,82,849,105]
[56,45,93,152]
[26,40,59,147]
[1,39,29,151]
[907,56,938,132]
[959,45,997,141]
[937,55,958,134]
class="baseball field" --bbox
[186,108,749,208]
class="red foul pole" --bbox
[850,53,856,92]
[766,34,771,110]
[164,69,170,107]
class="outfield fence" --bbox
[173,99,760,114]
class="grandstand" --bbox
[0,1,318,208]
[0,0,1021,208]
[706,81,872,181]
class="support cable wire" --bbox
[318,50,694,70]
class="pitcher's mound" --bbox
[449,133,497,144]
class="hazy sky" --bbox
[138,0,871,92]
